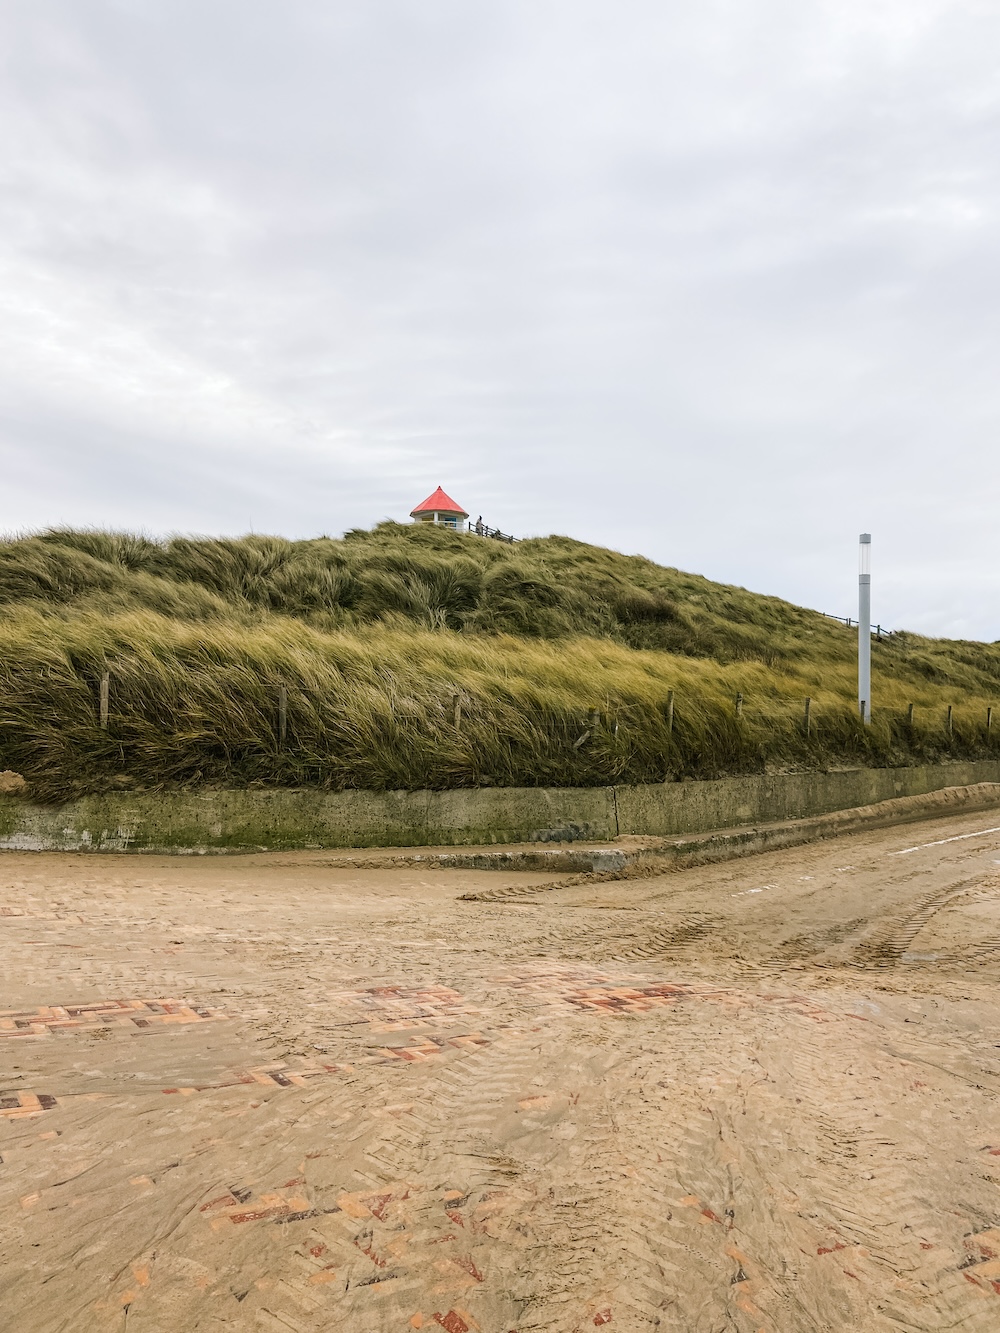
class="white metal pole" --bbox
[858,533,871,724]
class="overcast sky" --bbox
[1,1,998,637]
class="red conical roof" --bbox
[410,486,469,518]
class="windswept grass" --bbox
[0,524,997,800]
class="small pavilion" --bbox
[409,486,469,530]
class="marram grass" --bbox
[0,524,997,799]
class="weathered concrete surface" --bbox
[0,784,617,852]
[615,760,1000,837]
[302,782,1000,885]
[456,782,1000,900]
[426,785,615,845]
[0,761,998,852]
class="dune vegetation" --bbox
[0,522,997,801]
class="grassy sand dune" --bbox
[0,523,996,799]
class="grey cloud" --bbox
[1,0,998,634]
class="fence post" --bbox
[946,704,953,737]
[988,706,993,737]
[99,671,110,731]
[907,703,914,725]
[278,684,288,747]
[666,690,674,735]
[453,694,462,730]
[803,697,811,736]
[734,692,743,718]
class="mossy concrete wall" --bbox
[0,761,998,852]
[0,785,617,852]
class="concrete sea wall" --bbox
[614,760,1000,837]
[1,759,999,852]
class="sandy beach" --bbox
[4,810,1000,1330]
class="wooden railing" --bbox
[822,612,896,639]
[466,521,517,543]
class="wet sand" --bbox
[3,810,1000,1331]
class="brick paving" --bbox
[0,998,229,1037]
[0,1092,57,1119]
